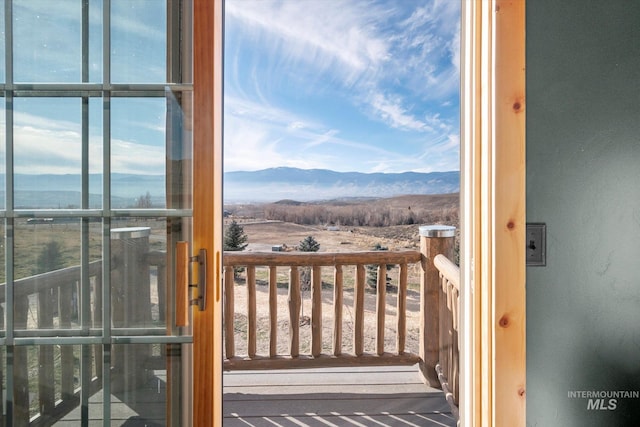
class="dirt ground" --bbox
[224,220,425,359]
[234,220,424,253]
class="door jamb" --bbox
[461,1,526,426]
[191,0,528,425]
[193,0,224,426]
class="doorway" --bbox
[222,0,461,425]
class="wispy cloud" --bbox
[368,92,431,131]
[3,110,165,175]
[225,0,460,174]
[224,94,416,173]
[226,0,392,87]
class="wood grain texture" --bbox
[224,353,421,371]
[462,1,526,425]
[419,233,454,388]
[269,266,278,358]
[396,264,409,354]
[332,265,343,356]
[376,264,387,356]
[354,265,365,356]
[434,255,460,291]
[311,265,322,357]
[288,266,300,357]
[224,267,235,359]
[247,266,257,358]
[193,0,223,424]
[493,0,526,425]
[396,263,408,354]
[460,0,485,423]
[224,251,421,266]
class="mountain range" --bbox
[1,168,459,207]
[6,173,165,209]
[224,167,459,202]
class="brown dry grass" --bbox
[224,221,429,359]
[224,194,459,359]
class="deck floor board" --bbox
[223,365,457,427]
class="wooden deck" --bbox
[54,364,455,425]
[224,365,457,427]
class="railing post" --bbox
[110,227,153,398]
[419,225,456,388]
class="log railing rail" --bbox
[223,224,458,393]
[0,261,102,426]
[223,251,423,370]
[0,249,167,426]
[435,253,461,417]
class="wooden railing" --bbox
[435,253,461,416]
[223,251,423,370]
[0,261,103,426]
[223,224,459,394]
[0,246,167,425]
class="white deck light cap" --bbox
[111,227,151,239]
[419,225,456,238]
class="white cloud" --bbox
[226,95,303,127]
[413,133,460,173]
[368,92,430,132]
[2,110,165,175]
[111,2,166,41]
[225,95,414,173]
[13,1,82,82]
[224,0,461,174]
[111,139,165,174]
[450,20,461,73]
[226,0,392,86]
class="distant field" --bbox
[223,194,460,357]
[236,221,422,252]
[225,193,459,252]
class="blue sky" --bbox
[0,0,168,177]
[224,0,460,174]
[0,0,459,180]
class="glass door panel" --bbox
[1,1,194,425]
[12,0,82,83]
[111,0,167,84]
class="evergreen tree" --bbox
[35,241,65,274]
[298,235,320,252]
[224,220,248,251]
[298,236,320,287]
[224,220,248,278]
[366,243,394,289]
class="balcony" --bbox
[222,225,460,425]
[0,225,460,426]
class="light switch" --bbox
[526,223,546,266]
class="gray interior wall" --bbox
[526,0,640,425]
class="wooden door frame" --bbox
[193,0,224,426]
[460,1,526,426]
[191,0,527,425]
